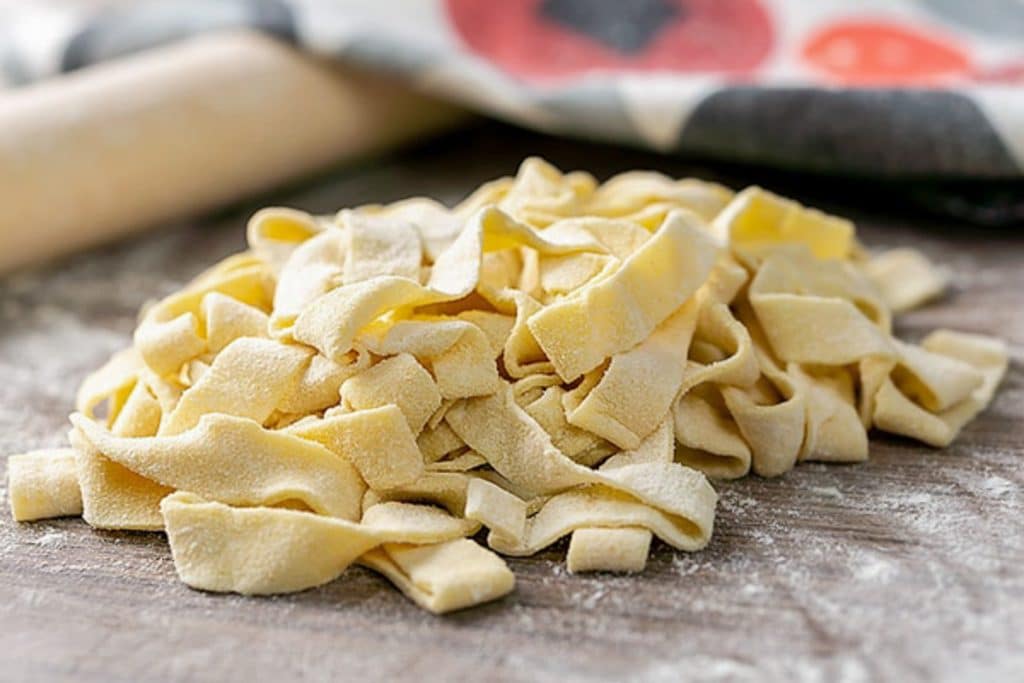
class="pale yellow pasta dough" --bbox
[161,492,497,613]
[291,206,599,363]
[563,298,699,449]
[341,353,441,434]
[72,413,365,520]
[358,318,500,400]
[364,471,474,518]
[71,423,172,530]
[277,350,367,416]
[712,186,856,260]
[340,210,423,285]
[465,478,527,543]
[160,338,313,436]
[112,380,162,437]
[352,198,462,264]
[527,210,717,381]
[416,421,466,463]
[246,206,323,272]
[567,527,652,574]
[872,331,1007,447]
[7,158,1008,615]
[565,419,675,573]
[75,348,142,423]
[202,292,270,353]
[358,539,515,614]
[285,408,423,491]
[864,248,948,313]
[515,374,614,464]
[7,449,82,522]
[427,451,487,473]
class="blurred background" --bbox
[0,0,1022,273]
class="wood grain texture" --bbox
[2,123,1022,683]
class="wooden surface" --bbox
[1,124,1022,682]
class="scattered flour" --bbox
[808,485,843,499]
[900,492,932,507]
[672,555,711,577]
[981,476,1015,498]
[579,586,606,610]
[717,489,758,514]
[853,557,895,582]
[33,531,66,548]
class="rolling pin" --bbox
[0,30,464,273]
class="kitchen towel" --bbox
[3,0,1023,179]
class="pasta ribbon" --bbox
[563,298,699,449]
[292,206,599,363]
[527,209,717,381]
[713,186,856,260]
[71,413,366,520]
[864,248,948,313]
[162,492,506,613]
[7,449,82,522]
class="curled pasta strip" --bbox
[673,384,752,479]
[872,331,1007,447]
[363,471,478,519]
[161,492,509,613]
[514,374,614,465]
[562,298,699,449]
[278,349,368,416]
[269,228,346,336]
[246,207,323,272]
[563,419,675,573]
[721,346,806,478]
[748,248,892,365]
[527,209,718,382]
[417,420,466,463]
[286,407,424,492]
[713,186,857,260]
[351,198,463,264]
[71,413,366,520]
[143,255,271,330]
[202,292,270,353]
[7,449,82,522]
[358,317,500,400]
[292,206,600,363]
[445,384,717,550]
[586,170,735,226]
[427,451,487,473]
[790,364,868,464]
[133,258,272,378]
[357,539,515,614]
[489,157,596,228]
[159,338,313,436]
[863,248,948,314]
[340,353,441,434]
[502,291,555,379]
[340,209,424,285]
[75,348,142,422]
[536,216,650,296]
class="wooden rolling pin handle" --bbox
[0,30,464,273]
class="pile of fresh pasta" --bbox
[7,159,1008,613]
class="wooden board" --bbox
[2,124,1021,682]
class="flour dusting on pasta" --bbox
[5,158,1007,613]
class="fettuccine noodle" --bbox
[6,158,1007,614]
